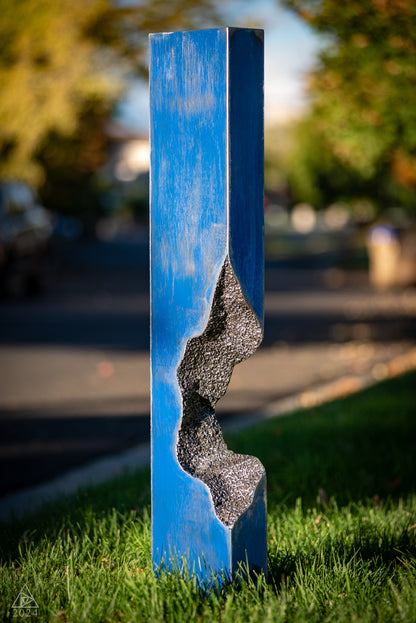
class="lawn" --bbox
[1,371,416,622]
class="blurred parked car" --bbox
[0,181,53,296]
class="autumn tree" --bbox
[283,0,416,211]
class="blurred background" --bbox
[1,0,415,497]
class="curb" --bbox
[0,444,150,522]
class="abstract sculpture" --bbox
[150,27,266,582]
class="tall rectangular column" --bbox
[150,27,265,582]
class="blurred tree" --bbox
[282,0,416,211]
[284,118,367,209]
[36,98,113,224]
[265,119,379,216]
[0,0,119,184]
[0,0,224,217]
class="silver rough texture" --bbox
[177,257,265,526]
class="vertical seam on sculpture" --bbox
[149,35,155,558]
[226,27,230,251]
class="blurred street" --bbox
[0,231,415,497]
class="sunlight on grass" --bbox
[1,372,415,622]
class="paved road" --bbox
[1,235,415,496]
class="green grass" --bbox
[1,371,416,622]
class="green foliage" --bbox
[0,372,415,621]
[282,0,416,210]
[266,119,374,209]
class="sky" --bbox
[116,0,323,132]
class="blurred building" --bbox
[98,122,150,224]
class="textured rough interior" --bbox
[177,257,265,526]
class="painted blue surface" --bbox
[232,476,268,576]
[229,29,264,327]
[150,28,265,581]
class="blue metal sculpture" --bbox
[150,27,266,582]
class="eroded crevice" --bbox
[177,256,265,526]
